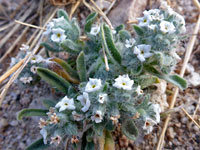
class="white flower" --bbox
[85,78,102,92]
[10,57,18,66]
[20,44,29,51]
[152,104,161,123]
[148,24,157,30]
[113,74,134,90]
[72,111,84,121]
[142,117,157,134]
[77,92,91,112]
[51,28,66,43]
[137,11,152,27]
[43,21,54,35]
[90,25,100,36]
[91,110,103,123]
[55,96,75,112]
[148,9,164,21]
[174,13,186,33]
[160,21,175,34]
[19,76,33,84]
[30,66,37,74]
[50,135,62,145]
[125,38,136,48]
[53,16,66,23]
[136,86,143,95]
[134,44,152,62]
[31,55,45,64]
[112,29,116,34]
[160,1,174,15]
[40,128,48,144]
[98,93,107,104]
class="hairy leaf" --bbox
[17,109,48,120]
[37,67,72,93]
[118,30,131,42]
[133,25,144,36]
[50,57,79,79]
[57,9,69,22]
[144,65,187,90]
[102,24,122,63]
[121,119,138,141]
[40,42,60,52]
[76,51,87,82]
[61,39,81,53]
[104,130,115,150]
[42,99,57,108]
[26,138,49,150]
[85,12,98,32]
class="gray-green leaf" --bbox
[37,67,72,93]
[17,109,48,120]
[121,119,138,141]
[76,51,87,82]
[26,138,49,150]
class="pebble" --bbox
[10,120,18,126]
[0,118,9,131]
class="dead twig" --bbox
[0,60,24,84]
[193,98,200,118]
[181,107,200,128]
[90,0,113,29]
[156,14,200,150]
[0,2,36,49]
[69,0,82,19]
[14,20,46,30]
[0,8,58,106]
[192,0,200,11]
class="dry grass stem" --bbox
[90,0,113,29]
[156,14,200,150]
[83,0,96,12]
[0,8,58,106]
[69,0,81,19]
[0,22,15,32]
[103,49,109,72]
[192,0,200,11]
[181,107,200,128]
[99,0,116,22]
[0,26,29,63]
[127,20,138,24]
[14,20,46,30]
[0,60,24,84]
[193,98,200,118]
[0,3,36,49]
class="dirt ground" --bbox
[0,0,199,150]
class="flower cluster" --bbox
[38,75,161,146]
[17,4,187,149]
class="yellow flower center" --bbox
[57,33,61,37]
[64,103,68,106]
[143,19,147,23]
[92,85,96,88]
[122,82,126,86]
[141,50,144,54]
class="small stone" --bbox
[0,118,9,131]
[19,142,26,149]
[167,127,176,139]
[10,120,18,126]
